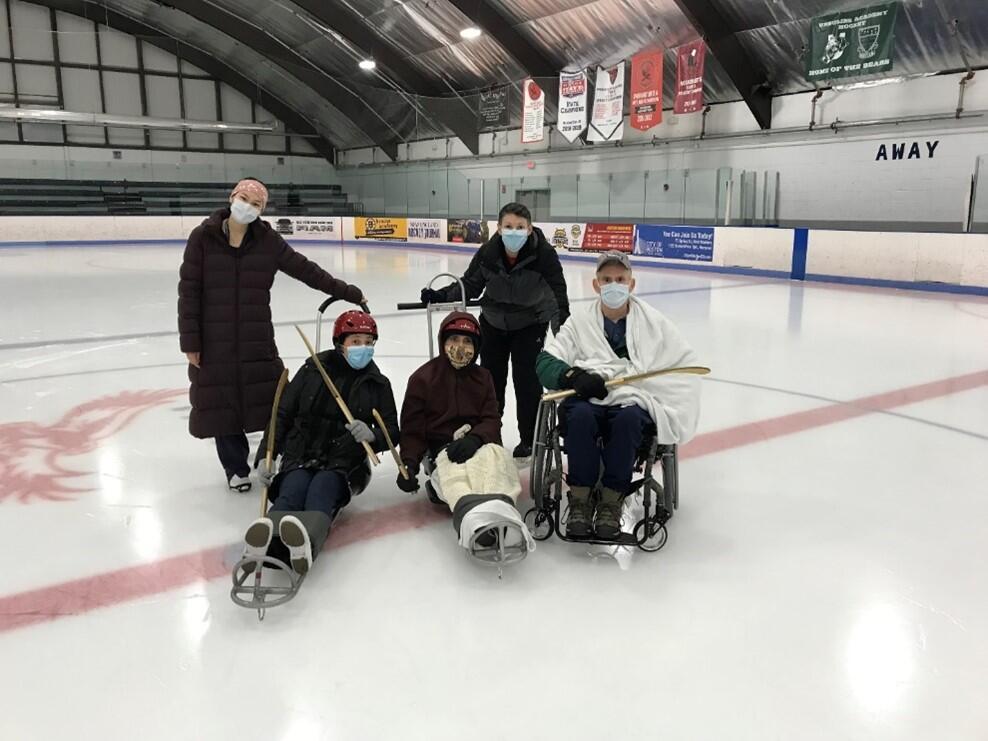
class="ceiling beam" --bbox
[669,0,773,129]
[27,0,340,160]
[290,0,479,155]
[444,0,559,78]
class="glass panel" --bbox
[577,175,610,221]
[550,175,578,220]
[608,172,645,221]
[644,170,686,224]
[972,155,988,233]
[384,170,408,216]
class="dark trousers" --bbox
[480,315,547,446]
[267,469,350,564]
[215,433,250,479]
[561,400,652,494]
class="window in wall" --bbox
[220,84,254,150]
[145,74,183,148]
[0,2,10,57]
[10,0,54,62]
[54,12,97,65]
[96,24,137,68]
[141,43,179,73]
[14,62,57,105]
[184,77,218,149]
[102,70,143,146]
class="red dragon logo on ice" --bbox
[0,389,184,504]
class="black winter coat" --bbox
[258,350,399,495]
[177,208,362,438]
[435,227,569,332]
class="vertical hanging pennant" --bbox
[674,40,706,114]
[630,50,663,131]
[587,61,625,142]
[556,69,588,143]
[521,78,545,144]
[478,86,510,129]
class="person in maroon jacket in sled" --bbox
[177,177,365,493]
[397,312,534,564]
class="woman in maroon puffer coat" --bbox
[177,178,364,492]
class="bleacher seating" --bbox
[0,179,363,216]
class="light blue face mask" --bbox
[600,282,630,309]
[344,344,375,370]
[501,228,529,254]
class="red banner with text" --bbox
[674,40,706,115]
[630,50,663,131]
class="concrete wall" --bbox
[336,74,988,232]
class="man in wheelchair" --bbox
[535,251,701,540]
[397,312,533,563]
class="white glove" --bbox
[346,419,375,444]
[256,458,277,488]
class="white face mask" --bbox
[600,282,631,309]
[230,199,260,225]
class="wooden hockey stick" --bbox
[372,408,409,480]
[294,325,380,465]
[260,369,290,516]
[541,365,711,402]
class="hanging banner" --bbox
[634,224,714,262]
[674,40,706,115]
[556,69,588,143]
[806,2,899,81]
[588,62,625,142]
[630,50,663,131]
[354,217,407,242]
[521,79,545,144]
[478,86,510,129]
[581,223,634,252]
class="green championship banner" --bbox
[806,2,898,82]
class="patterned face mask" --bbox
[445,341,475,369]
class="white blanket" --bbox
[430,444,522,511]
[457,500,536,552]
[543,296,702,444]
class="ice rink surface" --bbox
[1,242,987,741]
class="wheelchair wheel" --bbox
[529,401,557,510]
[523,507,555,541]
[633,518,668,553]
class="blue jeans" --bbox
[270,469,350,518]
[561,400,652,494]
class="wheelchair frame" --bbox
[523,398,679,552]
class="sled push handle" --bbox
[315,296,371,352]
[396,273,480,359]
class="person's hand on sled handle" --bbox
[397,459,420,493]
[564,367,608,400]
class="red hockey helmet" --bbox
[333,310,378,343]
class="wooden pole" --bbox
[541,365,711,402]
[372,408,409,480]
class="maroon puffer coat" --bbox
[398,312,502,466]
[178,208,362,439]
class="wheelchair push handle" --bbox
[315,296,371,352]
[397,299,482,311]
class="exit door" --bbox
[514,189,551,221]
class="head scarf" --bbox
[230,178,269,210]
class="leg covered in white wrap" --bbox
[430,443,534,564]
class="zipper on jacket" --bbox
[234,247,244,425]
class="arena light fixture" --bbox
[359,59,376,71]
[459,26,482,40]
[0,106,276,133]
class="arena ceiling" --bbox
[28,0,988,159]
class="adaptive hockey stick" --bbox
[260,368,290,516]
[541,365,711,402]
[372,408,409,480]
[294,325,380,466]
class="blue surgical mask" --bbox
[344,345,374,370]
[230,199,260,225]
[600,282,630,309]
[501,229,529,254]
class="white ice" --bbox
[1,242,987,741]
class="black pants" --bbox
[215,433,250,480]
[479,315,547,447]
[267,469,350,564]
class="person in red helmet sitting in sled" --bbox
[396,312,534,563]
[239,310,399,576]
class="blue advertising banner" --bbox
[634,224,714,262]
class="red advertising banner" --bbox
[630,50,663,131]
[674,40,706,114]
[582,223,634,253]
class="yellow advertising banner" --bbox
[354,217,408,241]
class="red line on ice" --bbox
[1,368,986,633]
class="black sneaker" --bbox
[566,487,593,538]
[512,442,532,459]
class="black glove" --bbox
[420,288,444,305]
[445,434,484,464]
[564,368,608,400]
[343,284,365,305]
[396,460,420,493]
